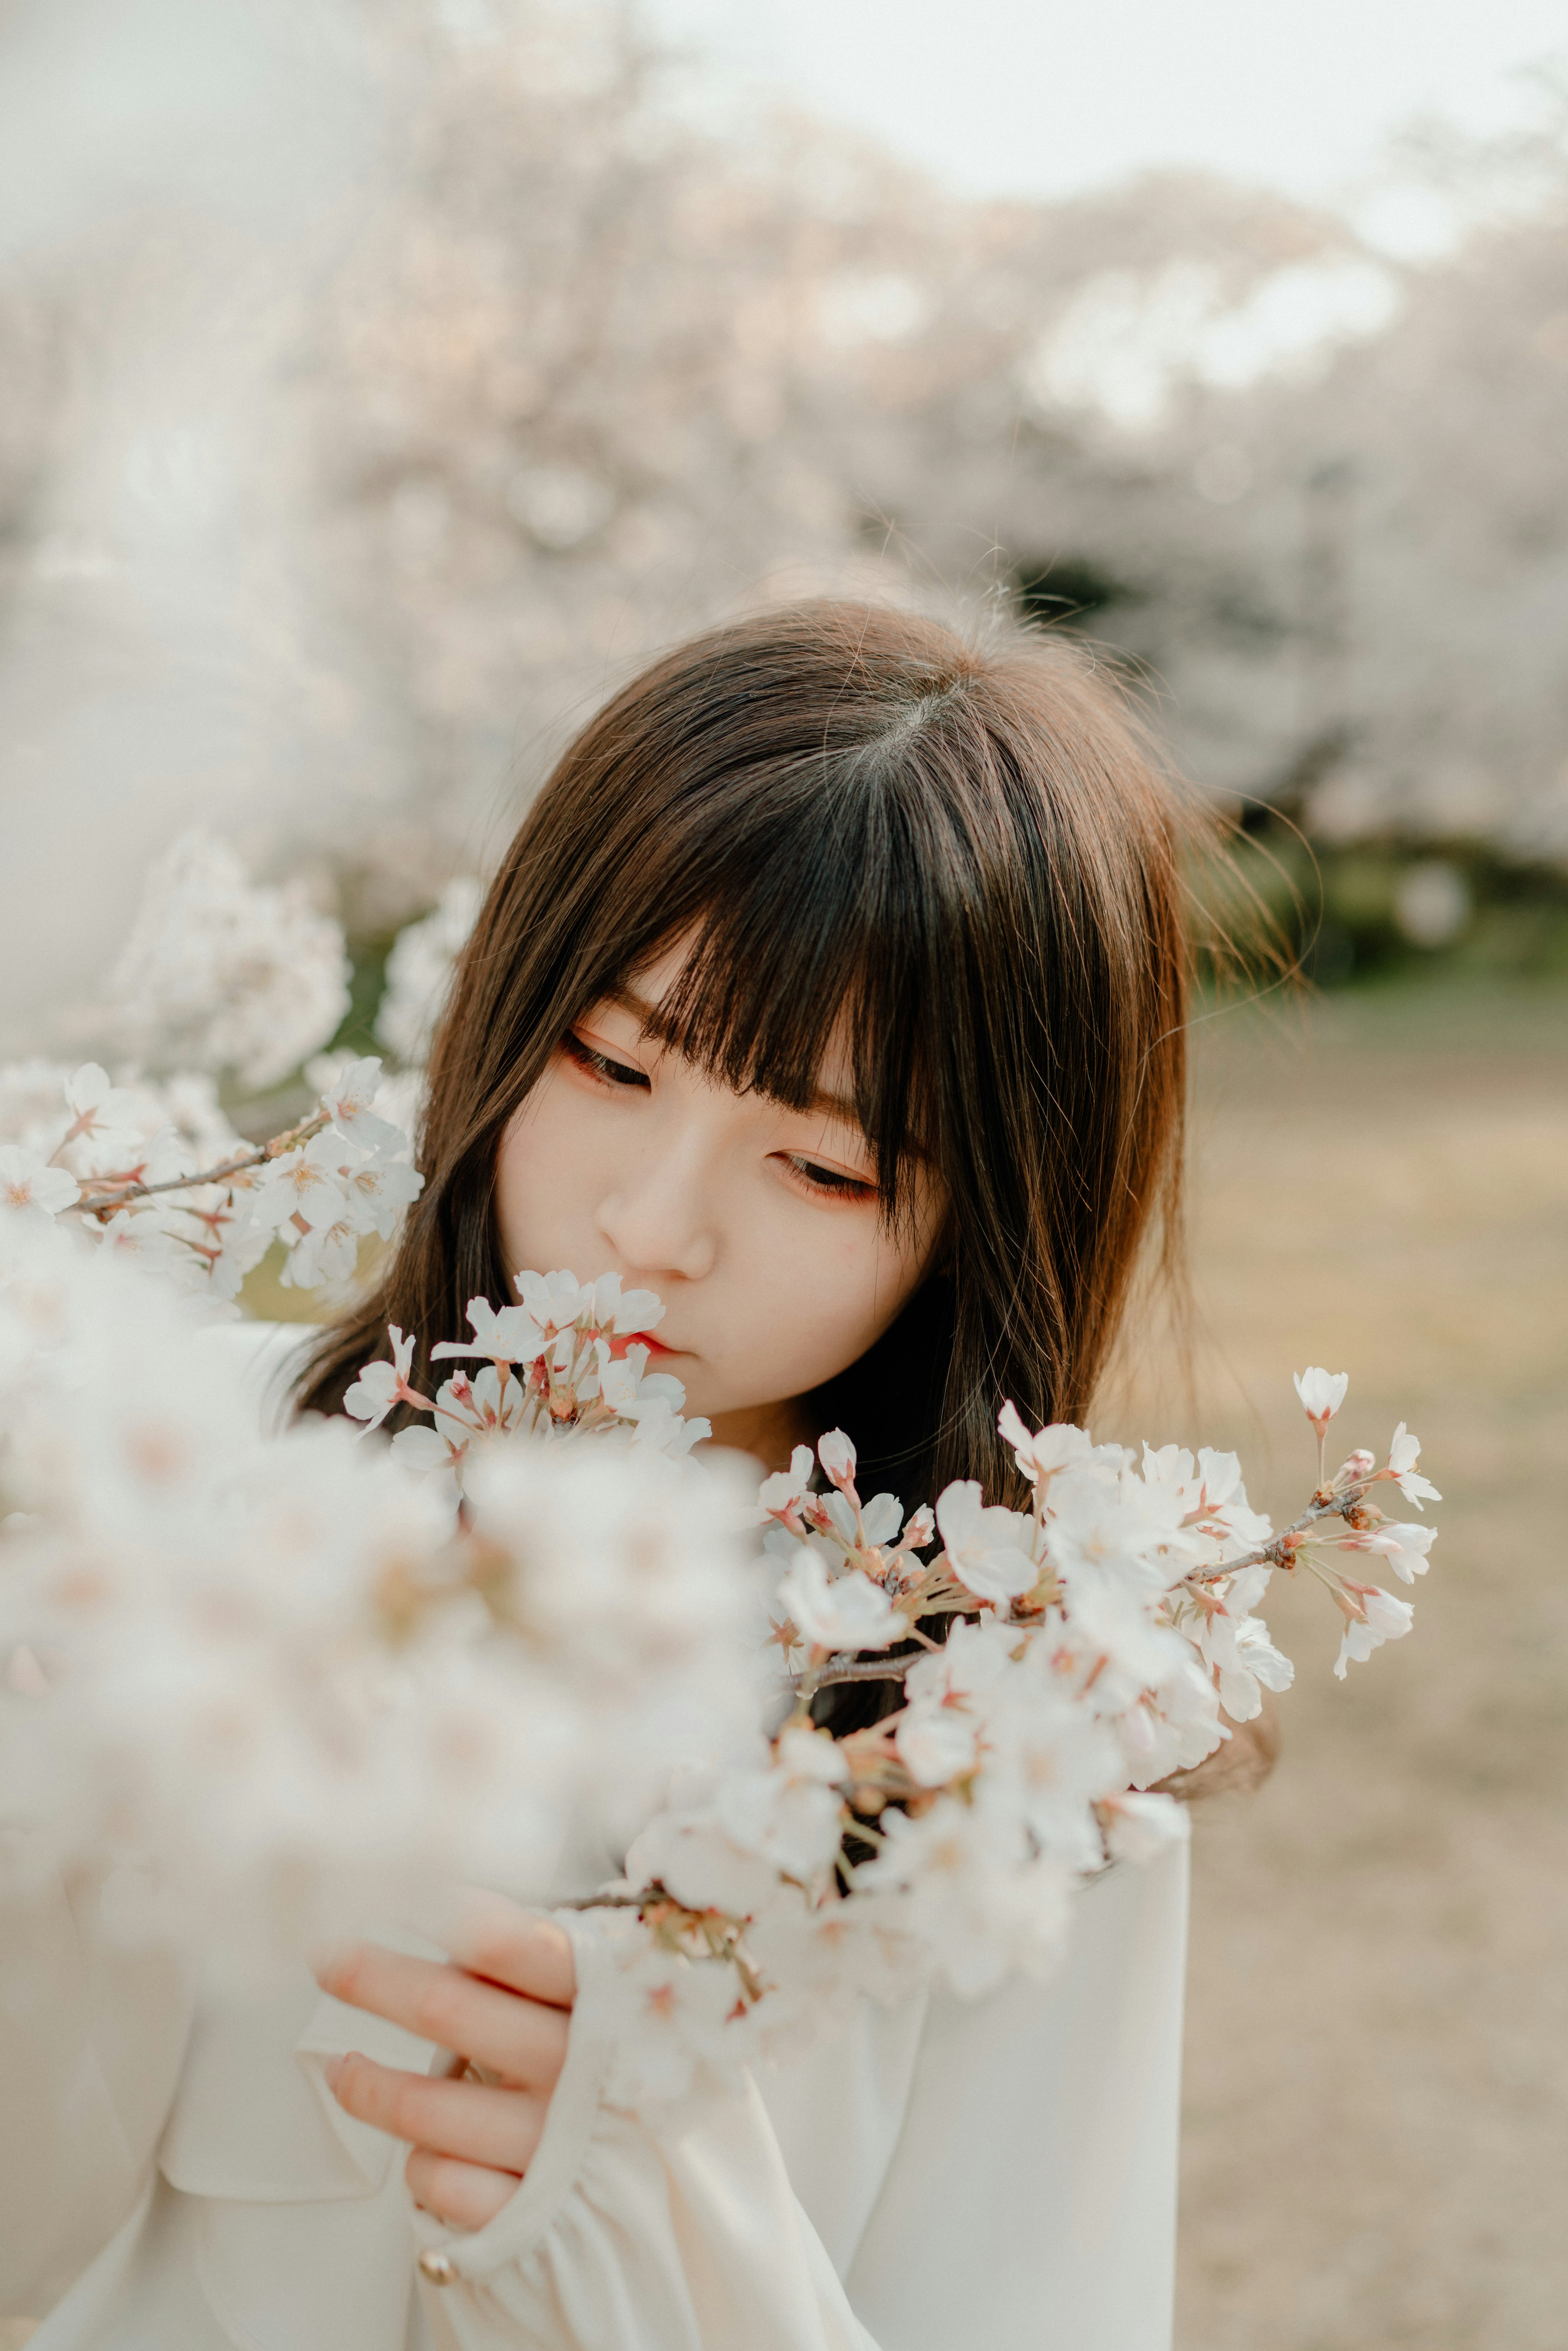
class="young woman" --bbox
[2,601,1269,2351]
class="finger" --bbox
[436,1889,577,2008]
[406,2147,518,2233]
[324,2052,546,2173]
[314,1943,570,2090]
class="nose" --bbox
[595,1127,718,1286]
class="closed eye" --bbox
[782,1154,878,1205]
[562,1032,650,1091]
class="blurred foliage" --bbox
[1237,826,1568,989]
[333,934,400,1063]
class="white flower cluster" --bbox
[0,1119,1441,2103]
[374,876,483,1068]
[345,1272,712,1483]
[586,1370,1440,2108]
[0,1228,756,1984]
[107,833,352,1090]
[0,1054,423,1304]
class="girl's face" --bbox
[494,941,943,1460]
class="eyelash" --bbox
[563,1032,877,1203]
[782,1156,878,1205]
[563,1032,650,1090]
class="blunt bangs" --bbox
[616,757,947,1231]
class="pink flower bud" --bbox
[817,1429,858,1493]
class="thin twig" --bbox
[806,1655,915,1690]
[1181,1489,1363,1585]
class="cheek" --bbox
[494,1078,596,1268]
[733,1214,923,1386]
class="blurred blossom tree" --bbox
[0,0,1566,1045]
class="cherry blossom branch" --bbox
[63,1110,330,1219]
[1180,1487,1374,1585]
[797,1482,1391,1697]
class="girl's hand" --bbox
[314,1890,576,2232]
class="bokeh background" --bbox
[0,4,1564,2344]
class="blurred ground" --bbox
[1131,982,1568,2351]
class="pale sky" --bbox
[639,0,1566,221]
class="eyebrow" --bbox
[602,984,863,1125]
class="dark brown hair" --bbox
[298,599,1202,1514]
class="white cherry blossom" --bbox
[1386,1423,1442,1507]
[278,1212,361,1292]
[430,1295,548,1364]
[621,1806,784,1921]
[316,1056,404,1152]
[1186,1582,1296,1720]
[336,1145,423,1241]
[715,1728,849,1883]
[858,1799,1074,1999]
[343,1327,420,1434]
[1044,1460,1195,1598]
[902,1614,1019,1707]
[1333,1583,1415,1678]
[817,1428,857,1490]
[1343,1521,1437,1581]
[94,1207,187,1275]
[775,1551,906,1651]
[754,1444,816,1524]
[514,1267,599,1333]
[996,1401,1095,1484]
[596,1919,752,2112]
[895,1702,983,1786]
[934,1480,1038,1602]
[834,1491,899,1547]
[390,1424,457,1474]
[979,1669,1125,1870]
[249,1134,352,1234]
[62,1064,147,1152]
[0,1146,80,1226]
[587,1272,665,1335]
[1294,1366,1350,1426]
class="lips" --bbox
[609,1332,683,1361]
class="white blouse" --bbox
[0,1324,1190,2351]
